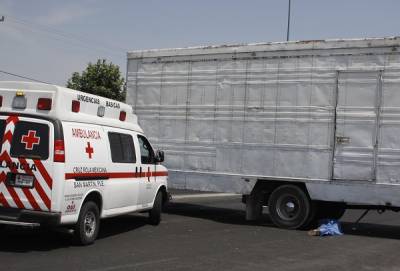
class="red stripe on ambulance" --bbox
[2,131,13,143]
[18,157,51,210]
[0,171,6,185]
[152,171,168,177]
[34,159,53,189]
[0,193,9,208]
[6,115,19,124]
[33,180,51,210]
[6,185,24,209]
[21,188,41,211]
[19,157,48,211]
[65,171,168,180]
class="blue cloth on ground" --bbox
[318,219,343,236]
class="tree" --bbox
[67,59,126,102]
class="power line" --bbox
[9,16,126,52]
[8,21,120,57]
[5,16,126,57]
[0,69,51,84]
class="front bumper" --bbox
[0,207,61,227]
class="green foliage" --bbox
[67,59,126,102]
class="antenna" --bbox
[286,0,291,41]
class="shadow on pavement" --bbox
[341,222,400,240]
[0,214,147,253]
[98,214,148,239]
[165,202,400,240]
[164,202,273,226]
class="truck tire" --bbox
[315,202,346,220]
[74,201,100,246]
[268,185,313,230]
[148,191,162,225]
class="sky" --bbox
[0,0,400,86]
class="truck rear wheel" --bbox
[74,201,100,245]
[268,185,313,229]
[148,191,162,225]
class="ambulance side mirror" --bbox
[155,150,164,163]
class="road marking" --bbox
[172,193,238,200]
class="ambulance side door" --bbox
[136,134,157,206]
[63,123,108,215]
[104,128,139,210]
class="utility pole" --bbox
[286,0,291,41]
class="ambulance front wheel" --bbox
[74,201,100,245]
[148,191,162,225]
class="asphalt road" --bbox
[1,192,400,271]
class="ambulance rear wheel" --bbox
[74,201,100,245]
[148,191,162,225]
[268,185,313,230]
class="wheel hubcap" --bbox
[276,195,300,221]
[84,211,96,237]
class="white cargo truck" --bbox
[126,37,400,229]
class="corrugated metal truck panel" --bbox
[126,37,400,202]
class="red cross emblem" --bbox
[85,142,94,159]
[21,130,40,150]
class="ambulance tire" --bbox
[148,191,162,225]
[74,201,100,246]
[268,185,313,230]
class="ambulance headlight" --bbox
[12,95,27,109]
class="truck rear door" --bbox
[0,115,54,212]
[333,71,381,181]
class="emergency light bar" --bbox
[97,106,105,117]
[37,98,52,110]
[72,100,80,113]
[119,111,126,121]
[12,93,27,109]
[0,82,141,132]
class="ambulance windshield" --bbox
[10,121,49,160]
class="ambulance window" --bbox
[10,121,49,160]
[137,135,154,164]
[0,120,5,151]
[108,132,136,163]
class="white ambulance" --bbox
[0,81,168,245]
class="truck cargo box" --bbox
[126,37,400,207]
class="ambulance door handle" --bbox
[135,167,138,174]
